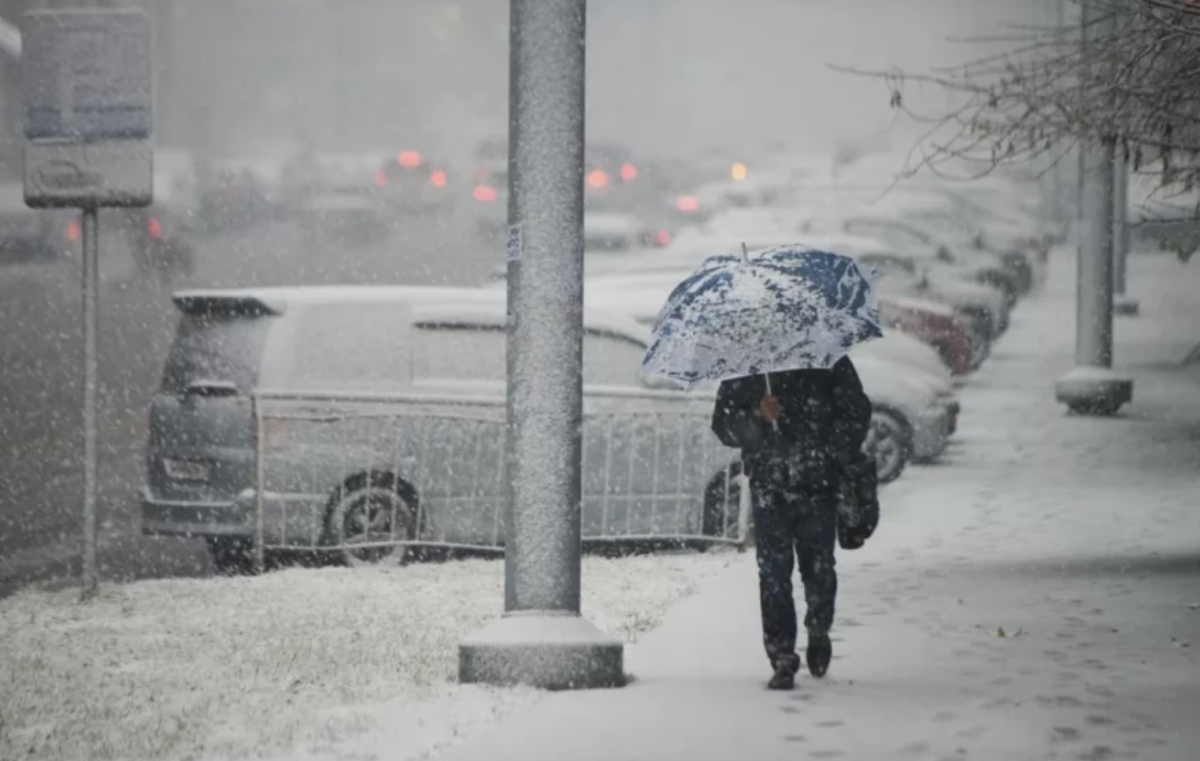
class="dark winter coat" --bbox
[710,356,872,485]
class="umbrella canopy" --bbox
[640,245,883,389]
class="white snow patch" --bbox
[0,551,737,761]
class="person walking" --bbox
[711,355,872,690]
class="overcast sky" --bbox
[164,0,1041,163]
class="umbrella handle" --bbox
[763,372,781,434]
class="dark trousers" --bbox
[751,471,839,671]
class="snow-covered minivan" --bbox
[141,286,746,572]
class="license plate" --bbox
[163,459,212,482]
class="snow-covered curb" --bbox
[0,551,738,761]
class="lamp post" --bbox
[458,0,625,691]
[1054,0,1134,416]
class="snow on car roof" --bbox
[172,285,651,343]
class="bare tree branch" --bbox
[830,0,1200,259]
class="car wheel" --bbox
[205,537,255,576]
[864,410,912,484]
[702,463,751,543]
[324,472,420,567]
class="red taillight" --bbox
[586,169,608,189]
[652,229,671,246]
[620,162,637,181]
[430,169,447,188]
[65,218,80,242]
[473,185,497,202]
[398,150,422,168]
[676,195,698,213]
[373,169,387,187]
[147,217,163,239]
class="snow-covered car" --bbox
[693,205,1013,335]
[801,176,1048,296]
[789,210,1019,310]
[877,295,976,377]
[142,286,749,572]
[579,271,956,478]
[650,226,1003,369]
[693,219,1013,344]
[850,329,950,386]
[846,353,956,470]
[856,249,1006,361]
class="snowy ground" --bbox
[430,249,1200,761]
[0,551,737,761]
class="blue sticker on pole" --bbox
[506,223,523,263]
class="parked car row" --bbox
[138,148,1057,573]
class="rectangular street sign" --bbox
[22,8,153,208]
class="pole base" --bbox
[1113,295,1141,317]
[1055,366,1134,417]
[459,611,626,690]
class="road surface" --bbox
[0,206,495,596]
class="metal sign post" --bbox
[459,0,624,690]
[21,8,153,598]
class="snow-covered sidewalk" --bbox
[437,251,1200,761]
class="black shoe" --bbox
[806,630,832,678]
[767,663,796,690]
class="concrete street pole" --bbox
[1055,0,1134,415]
[1112,152,1139,315]
[459,0,624,690]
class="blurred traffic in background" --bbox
[0,0,1074,584]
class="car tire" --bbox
[865,409,912,484]
[702,463,751,544]
[323,472,421,568]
